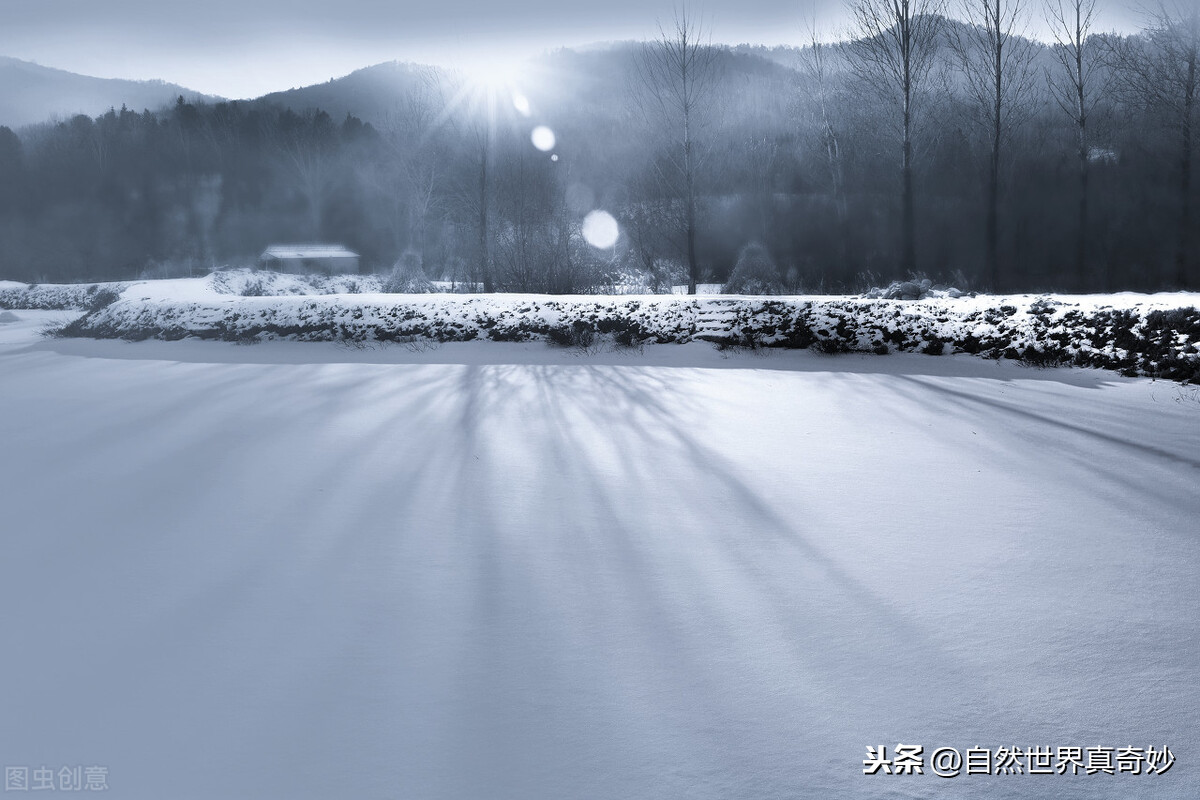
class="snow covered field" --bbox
[1,309,1197,799]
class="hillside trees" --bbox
[0,18,1196,293]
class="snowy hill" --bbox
[0,56,218,129]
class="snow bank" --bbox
[54,283,1200,382]
[1,270,718,308]
[0,280,127,310]
[208,269,384,297]
[0,270,387,309]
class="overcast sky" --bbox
[2,0,1145,99]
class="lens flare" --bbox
[531,126,556,152]
[582,210,619,249]
[512,93,531,117]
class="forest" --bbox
[0,0,1195,294]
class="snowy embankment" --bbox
[5,272,1199,381]
[0,279,127,310]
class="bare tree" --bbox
[635,7,719,294]
[948,0,1038,290]
[846,0,945,277]
[460,123,488,291]
[1046,0,1102,289]
[799,19,848,225]
[1110,1,1199,288]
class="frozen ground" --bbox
[1,309,1197,799]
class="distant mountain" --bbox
[257,61,444,126]
[0,56,219,129]
[254,44,801,130]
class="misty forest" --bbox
[1,1,1198,295]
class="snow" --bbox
[0,313,1196,798]
[30,276,1196,381]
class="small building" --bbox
[259,244,360,274]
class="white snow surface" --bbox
[1,311,1198,799]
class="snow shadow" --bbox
[2,340,1194,800]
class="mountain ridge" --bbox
[0,56,220,129]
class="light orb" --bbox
[582,210,620,249]
[531,126,556,152]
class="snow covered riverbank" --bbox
[3,272,1197,381]
[0,313,1197,799]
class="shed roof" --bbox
[261,244,360,260]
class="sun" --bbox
[459,59,532,110]
[435,57,543,126]
[424,55,560,155]
[461,60,524,93]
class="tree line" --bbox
[0,0,1195,293]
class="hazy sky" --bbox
[2,0,1145,99]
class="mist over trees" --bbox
[0,3,1196,293]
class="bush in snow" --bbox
[723,243,784,295]
[547,320,598,350]
[239,279,267,297]
[650,259,687,294]
[86,286,123,311]
[384,252,434,294]
[862,276,966,301]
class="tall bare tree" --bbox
[846,0,945,277]
[948,0,1038,290]
[799,19,848,225]
[635,8,719,294]
[1046,0,1102,289]
[1110,1,1198,288]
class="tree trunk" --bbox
[686,187,698,294]
[1077,129,1089,291]
[988,44,1002,293]
[684,120,698,294]
[901,89,916,277]
[1075,6,1090,291]
[479,143,493,293]
[987,145,999,291]
[1178,51,1195,289]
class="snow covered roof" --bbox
[260,244,359,260]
